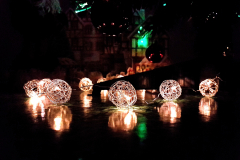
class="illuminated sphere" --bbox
[146,43,165,63]
[159,80,182,100]
[23,79,40,97]
[46,79,72,104]
[90,0,131,35]
[199,79,218,97]
[79,78,93,91]
[108,80,137,108]
[38,78,52,94]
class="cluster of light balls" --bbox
[23,78,72,104]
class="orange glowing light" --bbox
[100,90,109,102]
[199,97,217,122]
[47,105,72,131]
[158,102,181,123]
[79,77,93,91]
[108,110,137,131]
[80,91,92,107]
[97,78,107,83]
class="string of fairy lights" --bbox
[23,75,221,109]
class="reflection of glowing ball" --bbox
[38,78,52,94]
[108,80,137,108]
[159,80,182,100]
[108,110,137,131]
[23,79,40,97]
[158,102,181,123]
[46,79,72,104]
[79,91,93,108]
[199,79,218,97]
[199,97,217,121]
[47,105,72,131]
[97,78,107,83]
[79,78,93,91]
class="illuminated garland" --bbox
[108,80,137,108]
[159,80,182,100]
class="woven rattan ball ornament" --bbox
[46,79,72,104]
[38,78,52,94]
[23,79,40,97]
[199,79,218,97]
[108,80,137,108]
[159,80,182,100]
[79,78,93,91]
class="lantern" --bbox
[108,80,137,108]
[45,79,72,104]
[23,79,40,97]
[199,78,219,97]
[159,80,182,100]
[79,77,93,91]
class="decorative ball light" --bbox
[46,79,72,104]
[108,80,137,108]
[79,77,93,91]
[159,80,182,100]
[23,79,40,97]
[38,78,52,94]
[199,78,219,97]
[90,0,131,36]
[145,43,165,63]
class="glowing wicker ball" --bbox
[199,79,219,97]
[159,80,182,100]
[38,78,52,94]
[46,79,72,104]
[23,79,40,97]
[108,80,137,108]
[79,78,93,91]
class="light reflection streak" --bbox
[137,90,146,101]
[108,110,137,131]
[100,90,109,103]
[47,105,72,132]
[80,91,92,108]
[158,102,181,123]
[199,97,217,122]
[26,95,50,121]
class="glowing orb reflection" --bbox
[47,105,72,131]
[158,102,181,123]
[108,110,137,131]
[199,97,217,121]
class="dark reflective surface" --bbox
[0,91,240,160]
